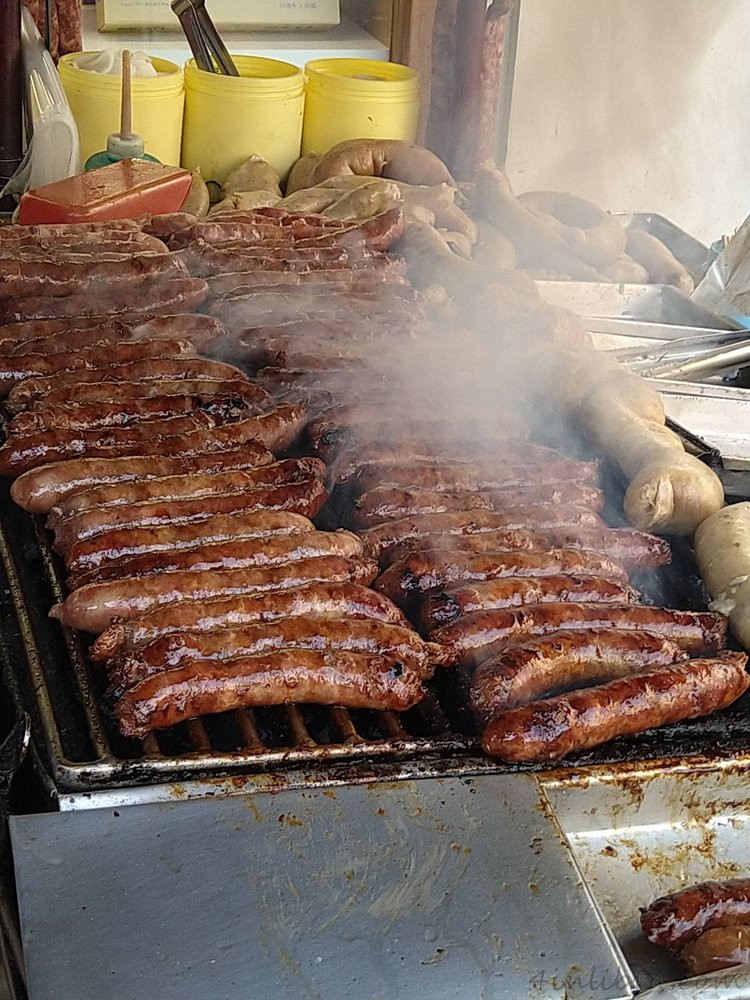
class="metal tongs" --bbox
[171,0,239,76]
[614,328,750,381]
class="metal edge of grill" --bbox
[2,478,750,795]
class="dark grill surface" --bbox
[1,479,749,791]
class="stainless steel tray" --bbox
[649,379,750,471]
[536,281,738,330]
[613,212,711,285]
[11,773,636,1000]
[541,760,750,994]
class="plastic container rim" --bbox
[184,55,304,97]
[304,57,418,95]
[58,53,183,91]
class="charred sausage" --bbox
[419,576,637,631]
[481,653,749,762]
[374,548,628,607]
[641,878,750,950]
[66,529,364,587]
[0,338,195,394]
[109,618,438,692]
[350,483,604,527]
[51,556,379,632]
[430,604,728,667]
[114,648,426,737]
[354,459,599,496]
[91,582,409,661]
[9,393,257,435]
[470,628,689,722]
[6,358,249,412]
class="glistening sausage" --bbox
[67,529,364,586]
[354,459,599,496]
[6,358,249,412]
[481,653,749,762]
[419,576,637,631]
[37,377,267,410]
[374,548,628,607]
[430,604,728,667]
[48,457,324,521]
[90,582,409,661]
[10,447,275,514]
[51,556,379,632]
[469,628,688,722]
[680,926,750,976]
[114,649,426,737]
[641,878,750,950]
[53,475,327,556]
[109,618,438,692]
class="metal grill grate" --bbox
[1,480,750,793]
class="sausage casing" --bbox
[481,653,749,762]
[109,618,438,692]
[374,548,628,607]
[641,877,750,950]
[67,528,363,587]
[53,475,327,556]
[90,582,409,661]
[680,926,750,976]
[10,447,275,514]
[51,556,380,632]
[469,628,688,722]
[48,457,324,521]
[430,604,729,667]
[419,576,638,631]
[114,648,426,738]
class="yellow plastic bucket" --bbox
[181,56,304,185]
[302,58,419,155]
[58,54,184,167]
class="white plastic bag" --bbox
[0,6,80,203]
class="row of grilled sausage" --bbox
[0,211,446,739]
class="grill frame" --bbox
[2,479,750,794]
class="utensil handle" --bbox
[171,0,215,73]
[120,49,132,140]
[194,0,239,76]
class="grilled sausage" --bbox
[206,268,404,296]
[540,525,671,571]
[10,447,275,514]
[430,604,729,667]
[37,377,268,410]
[358,501,602,533]
[6,358,249,412]
[470,629,689,722]
[52,556,379,632]
[481,653,749,762]
[109,618,438,692]
[350,483,604,527]
[0,221,141,240]
[48,457,324,521]
[2,317,222,357]
[114,648,426,737]
[9,393,257,435]
[67,528,363,586]
[0,412,222,477]
[374,548,628,606]
[419,576,637,631]
[0,338,195,394]
[354,459,599,495]
[360,512,557,561]
[641,878,750,950]
[91,582,409,661]
[681,926,750,976]
[0,275,208,323]
[53,476,328,557]
[54,475,327,562]
[0,253,187,300]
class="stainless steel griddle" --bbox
[11,773,637,1000]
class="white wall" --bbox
[506,0,750,245]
